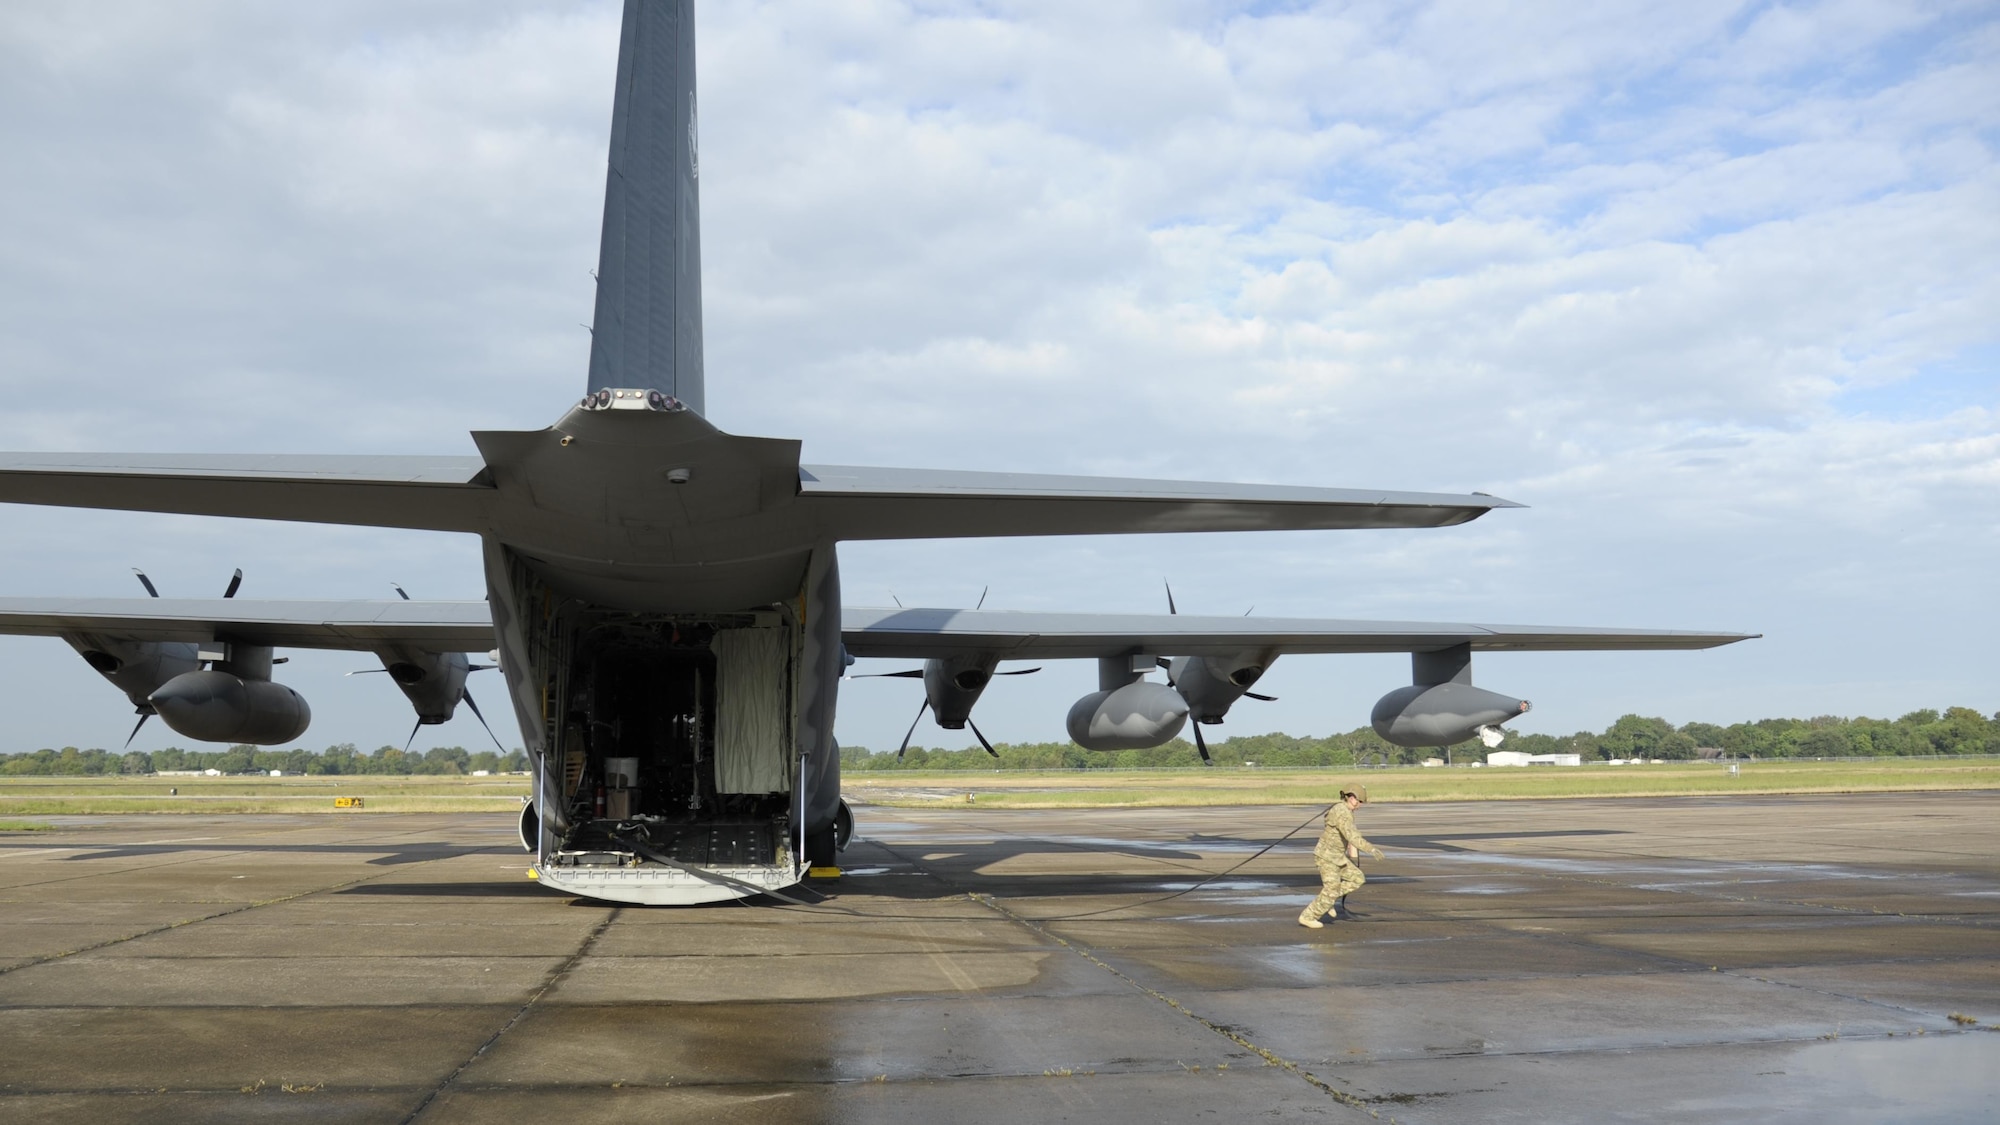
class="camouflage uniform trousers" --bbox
[1305,854,1366,920]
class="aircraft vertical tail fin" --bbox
[588,0,705,415]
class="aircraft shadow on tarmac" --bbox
[784,827,1634,903]
[496,826,1634,905]
[333,880,558,898]
[11,842,509,866]
[0,828,1630,904]
[1364,828,1628,853]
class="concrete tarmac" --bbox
[1,792,1996,1123]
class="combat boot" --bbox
[1297,909,1324,929]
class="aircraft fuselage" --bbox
[478,395,844,905]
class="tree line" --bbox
[840,706,2000,770]
[0,743,528,778]
[2,707,1994,777]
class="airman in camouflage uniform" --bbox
[1299,789,1383,929]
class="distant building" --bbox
[268,770,284,777]
[202,768,222,776]
[1421,758,1444,767]
[471,770,492,777]
[1487,751,1583,767]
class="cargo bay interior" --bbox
[544,615,798,871]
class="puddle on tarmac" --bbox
[1241,938,1457,981]
[850,820,922,833]
[1253,944,1340,982]
[1157,879,1287,893]
[981,834,1226,854]
[1432,852,1961,887]
[1718,1033,2000,1123]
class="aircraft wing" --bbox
[840,606,1757,660]
[0,453,492,532]
[0,598,494,652]
[0,598,1754,659]
[798,465,1520,537]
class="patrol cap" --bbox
[1339,786,1368,803]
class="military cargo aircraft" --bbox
[0,1,1751,905]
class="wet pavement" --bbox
[0,793,1995,1123]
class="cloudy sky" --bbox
[1,0,1994,756]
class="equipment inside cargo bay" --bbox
[543,617,797,871]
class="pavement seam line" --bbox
[400,907,620,1125]
[863,835,1387,1115]
[0,821,508,976]
[0,869,437,977]
[1434,838,1995,926]
[0,818,491,893]
[1724,967,1981,1027]
[966,890,1391,1122]
[0,846,276,894]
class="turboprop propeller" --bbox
[853,587,1040,759]
[121,566,252,747]
[347,582,504,753]
[1157,581,1279,765]
[865,662,1043,759]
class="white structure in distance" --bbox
[1486,751,1584,767]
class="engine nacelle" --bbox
[1066,682,1189,751]
[149,670,311,745]
[922,654,998,729]
[1167,651,1275,724]
[375,649,470,724]
[63,634,199,711]
[1371,682,1529,747]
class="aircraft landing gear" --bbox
[805,826,838,869]
[517,799,538,853]
[803,799,854,870]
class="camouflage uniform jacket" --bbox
[1315,804,1381,864]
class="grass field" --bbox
[0,774,530,817]
[843,758,2000,809]
[1,758,1995,820]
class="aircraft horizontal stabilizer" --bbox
[0,453,491,532]
[0,449,1520,544]
[798,465,1521,538]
